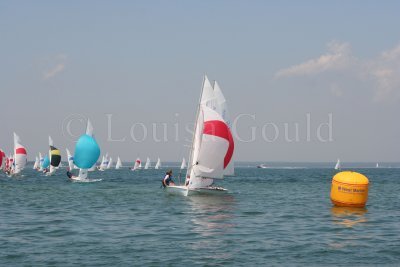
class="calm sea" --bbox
[1,163,399,266]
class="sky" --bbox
[1,1,399,163]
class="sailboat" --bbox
[11,133,28,176]
[376,163,379,168]
[38,152,44,171]
[144,157,151,169]
[47,136,61,176]
[334,159,341,170]
[0,149,5,170]
[132,158,142,171]
[98,153,109,171]
[71,120,101,181]
[106,157,113,169]
[180,157,187,169]
[165,76,234,196]
[33,156,39,170]
[154,157,161,169]
[115,157,122,169]
[213,81,235,176]
[66,148,75,170]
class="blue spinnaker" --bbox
[42,155,50,169]
[73,134,100,169]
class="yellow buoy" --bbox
[330,171,369,207]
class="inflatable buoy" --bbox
[330,171,369,207]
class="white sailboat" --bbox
[180,157,187,169]
[107,157,113,169]
[39,152,44,171]
[115,156,122,169]
[213,81,235,176]
[154,157,161,169]
[98,153,109,171]
[66,148,74,170]
[144,157,151,169]
[376,163,379,168]
[33,156,39,169]
[12,133,27,176]
[334,159,341,170]
[165,76,235,196]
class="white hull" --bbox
[165,185,228,196]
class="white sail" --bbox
[99,153,109,171]
[376,163,379,168]
[13,133,27,174]
[334,159,341,170]
[39,152,44,171]
[144,157,151,169]
[78,119,95,179]
[115,157,122,169]
[33,156,39,169]
[201,75,218,109]
[180,157,187,169]
[107,157,113,169]
[213,81,234,176]
[155,157,161,169]
[66,148,74,170]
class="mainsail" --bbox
[144,157,151,169]
[180,157,186,169]
[334,159,341,170]
[107,157,113,169]
[115,157,122,169]
[66,148,74,170]
[154,157,161,169]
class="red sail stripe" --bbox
[16,147,27,155]
[203,120,234,168]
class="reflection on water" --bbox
[186,194,236,260]
[331,206,368,228]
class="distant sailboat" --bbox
[106,157,113,169]
[66,148,74,170]
[132,158,142,171]
[12,133,27,176]
[72,120,101,181]
[376,163,379,168]
[180,157,187,169]
[334,159,341,170]
[39,152,44,171]
[154,157,161,169]
[98,153,109,171]
[33,156,39,170]
[47,136,61,176]
[0,150,5,170]
[165,76,234,195]
[144,157,151,169]
[115,157,122,169]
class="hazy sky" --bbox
[1,1,399,162]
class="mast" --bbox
[185,75,206,183]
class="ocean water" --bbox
[1,165,400,266]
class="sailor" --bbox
[162,170,175,187]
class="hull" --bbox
[165,185,228,196]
